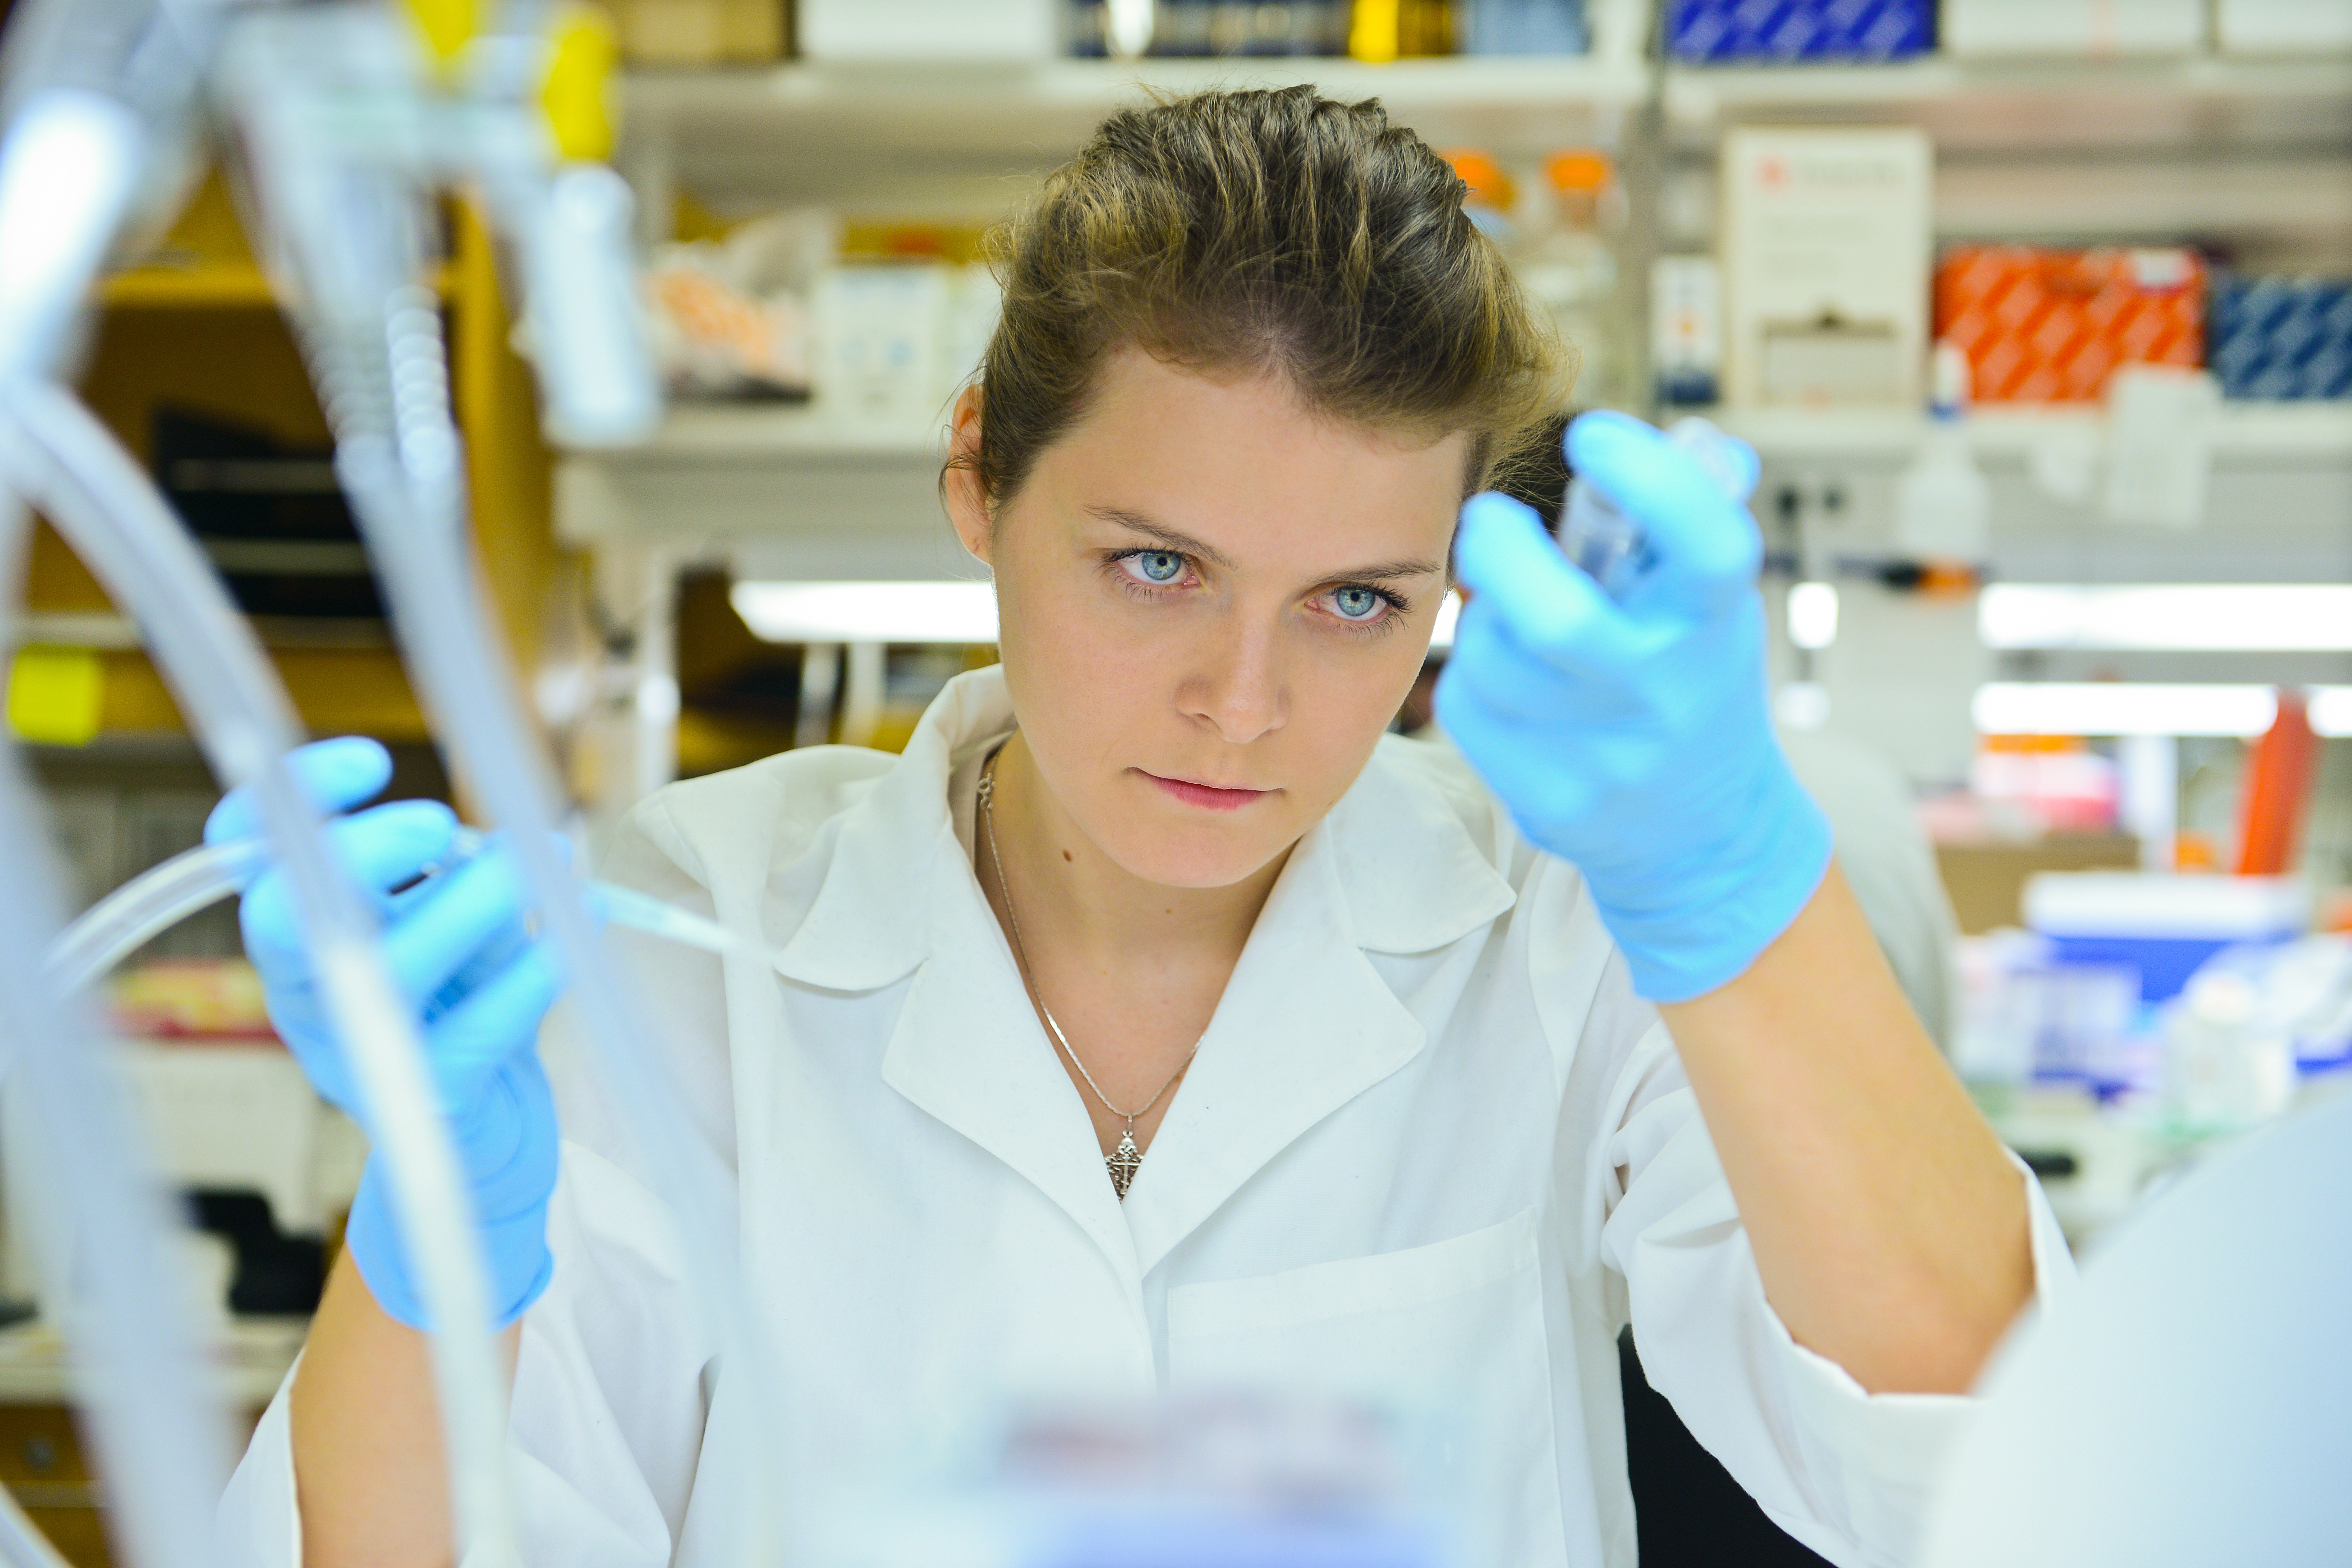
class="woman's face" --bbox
[946,348,1465,890]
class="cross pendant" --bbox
[1107,1127,1141,1200]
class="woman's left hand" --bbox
[1435,411,1831,1003]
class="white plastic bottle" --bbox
[1514,149,1630,409]
[1894,341,1992,563]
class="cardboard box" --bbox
[1937,836,2141,936]
[1721,127,1932,409]
[1667,0,1933,61]
[1942,0,2203,56]
[2210,275,2352,401]
[1936,245,2204,404]
[612,0,787,64]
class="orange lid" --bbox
[1545,149,1613,194]
[1444,149,1514,211]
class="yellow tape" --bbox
[401,0,485,71]
[6,646,104,747]
[542,7,620,162]
[1349,0,1402,62]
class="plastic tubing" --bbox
[0,380,526,1568]
[306,285,783,1564]
[0,634,227,1568]
[46,833,789,996]
[0,1483,74,1568]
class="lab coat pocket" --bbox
[1164,1207,1566,1568]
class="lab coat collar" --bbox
[775,666,1516,991]
[778,666,1518,1279]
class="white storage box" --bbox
[2216,0,2352,52]
[1720,127,1932,409]
[1943,0,2205,56]
[798,0,1060,61]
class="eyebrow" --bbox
[1084,505,1446,582]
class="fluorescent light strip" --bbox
[1980,585,2352,651]
[732,582,1470,650]
[1974,683,2352,737]
[730,580,999,644]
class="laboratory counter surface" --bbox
[0,1318,303,1409]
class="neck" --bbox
[986,731,1287,971]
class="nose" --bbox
[1176,615,1288,746]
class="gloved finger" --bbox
[423,939,564,1102]
[381,842,538,1012]
[240,800,461,971]
[1452,490,1636,670]
[204,737,394,845]
[1566,412,1760,614]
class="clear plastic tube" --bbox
[0,603,227,1568]
[46,832,790,996]
[0,1482,74,1568]
[0,380,524,1568]
[217,8,784,1552]
[1558,415,1760,602]
[323,291,787,1568]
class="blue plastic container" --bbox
[2024,873,2309,1006]
[1667,0,1933,62]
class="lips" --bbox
[1138,770,1272,812]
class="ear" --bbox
[943,383,993,568]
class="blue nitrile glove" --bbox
[204,738,562,1329]
[1436,411,1832,1003]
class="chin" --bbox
[1098,815,1297,891]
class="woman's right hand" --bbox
[204,738,563,1329]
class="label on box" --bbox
[1721,127,1932,408]
[1936,245,2205,403]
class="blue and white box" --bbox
[2024,873,2311,1005]
[1667,0,1933,62]
[2211,275,2352,401]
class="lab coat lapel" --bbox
[880,843,1142,1292]
[1120,741,1519,1278]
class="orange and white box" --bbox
[1935,245,2204,403]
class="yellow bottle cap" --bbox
[542,6,620,161]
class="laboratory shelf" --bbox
[1662,56,2352,155]
[553,404,966,579]
[556,401,2352,559]
[1718,403,2352,463]
[621,54,1655,187]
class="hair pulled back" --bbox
[966,85,1567,507]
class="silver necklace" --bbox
[979,748,1199,1200]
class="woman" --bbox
[218,88,2066,1568]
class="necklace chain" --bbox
[980,748,1199,1196]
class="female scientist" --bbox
[216,87,2068,1568]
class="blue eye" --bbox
[1332,585,1383,620]
[1135,551,1183,584]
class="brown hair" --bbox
[960,85,1568,509]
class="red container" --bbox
[1935,246,2204,403]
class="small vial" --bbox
[1557,417,1755,601]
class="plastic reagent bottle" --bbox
[1894,340,1992,563]
[1558,416,1757,601]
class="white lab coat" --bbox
[221,666,2071,1568]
